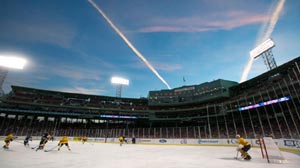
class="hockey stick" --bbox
[13,140,24,145]
[31,144,39,149]
[14,140,31,146]
[35,141,47,151]
[234,145,240,160]
[87,141,94,145]
[83,140,94,145]
[44,145,58,152]
[234,150,239,160]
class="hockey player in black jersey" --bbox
[36,133,51,151]
[24,135,32,146]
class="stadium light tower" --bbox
[250,38,277,70]
[0,55,27,97]
[111,76,129,98]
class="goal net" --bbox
[259,137,285,163]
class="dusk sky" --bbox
[0,0,299,98]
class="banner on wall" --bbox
[283,139,300,148]
[198,139,219,144]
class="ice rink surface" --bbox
[1,140,299,168]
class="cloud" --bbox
[0,20,76,49]
[75,51,117,69]
[139,26,213,33]
[38,64,102,81]
[31,75,50,81]
[130,60,182,71]
[3,64,104,93]
[153,62,183,71]
[137,10,268,33]
[2,75,26,93]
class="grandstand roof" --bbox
[10,85,147,103]
[230,56,300,96]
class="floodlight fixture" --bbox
[111,76,129,97]
[0,55,27,69]
[0,54,27,97]
[250,38,275,59]
[111,77,129,85]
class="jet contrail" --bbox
[87,0,171,89]
[240,0,285,83]
[240,57,254,83]
[255,1,276,46]
[261,0,285,42]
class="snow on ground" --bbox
[1,140,299,168]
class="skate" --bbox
[245,155,251,160]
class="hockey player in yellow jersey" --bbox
[119,135,124,146]
[58,136,71,151]
[82,136,88,144]
[236,134,251,160]
[3,133,14,149]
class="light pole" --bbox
[250,38,277,70]
[0,55,27,97]
[111,77,129,98]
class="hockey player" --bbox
[132,135,136,144]
[236,134,251,160]
[123,136,128,144]
[58,136,71,151]
[119,135,124,146]
[3,133,15,149]
[24,135,32,146]
[36,133,51,151]
[82,136,88,144]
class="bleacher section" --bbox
[0,57,300,140]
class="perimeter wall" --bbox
[1,136,299,153]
